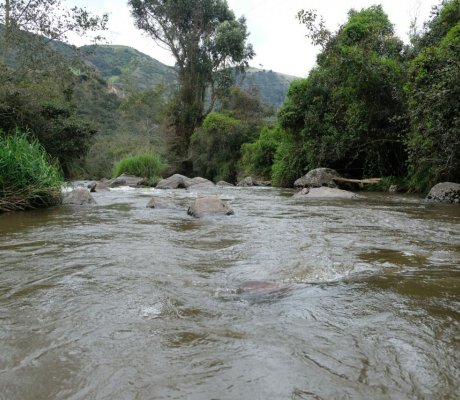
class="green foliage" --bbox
[0,81,97,178]
[405,0,460,192]
[0,2,108,178]
[240,125,285,179]
[0,130,63,211]
[190,112,255,182]
[271,134,313,187]
[113,153,166,183]
[276,5,408,186]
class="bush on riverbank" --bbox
[113,153,166,185]
[0,131,63,212]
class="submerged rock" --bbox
[425,182,460,204]
[63,188,97,205]
[187,196,234,218]
[293,187,360,199]
[294,168,341,188]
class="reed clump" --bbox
[0,131,63,212]
[113,153,165,186]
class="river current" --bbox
[0,185,459,399]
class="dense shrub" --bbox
[113,153,166,184]
[0,131,63,211]
[240,125,285,180]
[190,112,255,183]
[405,0,460,192]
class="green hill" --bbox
[81,45,177,91]
[81,45,299,109]
[235,67,299,109]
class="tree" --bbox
[129,0,254,163]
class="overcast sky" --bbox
[68,0,436,77]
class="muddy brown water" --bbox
[0,186,459,400]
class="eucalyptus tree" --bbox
[129,0,254,162]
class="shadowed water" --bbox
[0,186,459,399]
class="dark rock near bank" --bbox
[187,196,234,218]
[294,168,341,189]
[293,187,360,199]
[88,181,110,192]
[425,182,460,204]
[63,188,97,205]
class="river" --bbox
[0,185,459,399]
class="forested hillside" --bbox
[81,45,298,109]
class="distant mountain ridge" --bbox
[81,45,299,109]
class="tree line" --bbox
[242,0,459,191]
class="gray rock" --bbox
[425,182,460,204]
[189,177,214,187]
[237,176,271,187]
[237,176,255,187]
[109,174,145,188]
[216,181,234,187]
[187,196,234,218]
[88,181,109,192]
[146,197,177,209]
[294,168,341,188]
[293,187,360,199]
[389,185,399,193]
[63,188,97,205]
[156,174,193,189]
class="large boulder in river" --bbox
[294,168,341,188]
[109,174,145,188]
[63,188,97,205]
[187,196,234,218]
[156,174,193,189]
[425,182,460,204]
[293,187,360,199]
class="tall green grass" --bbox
[113,153,165,185]
[0,131,63,211]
